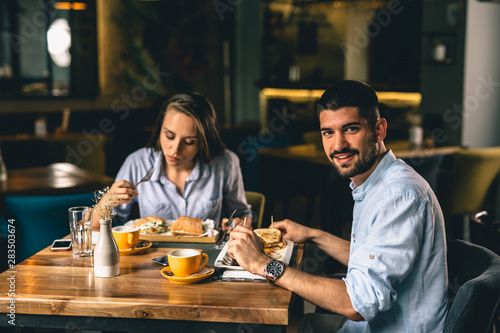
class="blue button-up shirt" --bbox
[113,148,251,227]
[339,150,448,333]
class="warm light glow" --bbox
[262,88,324,99]
[261,88,422,106]
[55,2,71,10]
[376,91,422,106]
[55,2,87,10]
[47,19,71,67]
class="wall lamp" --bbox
[54,1,87,10]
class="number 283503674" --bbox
[7,219,16,268]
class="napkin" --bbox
[189,265,214,277]
[220,269,266,282]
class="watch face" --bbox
[266,260,284,278]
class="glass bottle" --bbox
[35,116,47,137]
[94,218,120,277]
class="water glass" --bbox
[69,206,93,257]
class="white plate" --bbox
[214,239,294,270]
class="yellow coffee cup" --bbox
[167,249,209,277]
[112,226,140,249]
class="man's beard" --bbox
[329,138,379,179]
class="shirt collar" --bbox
[350,150,396,201]
[186,158,202,181]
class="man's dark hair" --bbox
[317,80,380,129]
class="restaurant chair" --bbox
[5,192,95,263]
[445,239,500,333]
[440,146,500,239]
[245,191,265,229]
[469,211,500,256]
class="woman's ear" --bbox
[375,118,387,143]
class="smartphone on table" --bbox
[152,256,169,266]
[50,239,72,252]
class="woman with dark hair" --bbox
[93,92,252,228]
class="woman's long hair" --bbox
[148,92,226,164]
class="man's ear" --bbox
[375,118,387,143]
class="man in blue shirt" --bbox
[228,80,448,332]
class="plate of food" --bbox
[124,216,219,243]
[214,227,294,270]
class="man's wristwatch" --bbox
[265,260,285,284]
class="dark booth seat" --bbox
[445,239,500,333]
[470,211,500,256]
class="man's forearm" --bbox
[277,267,362,321]
[309,228,350,266]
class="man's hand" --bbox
[227,224,268,276]
[273,219,314,244]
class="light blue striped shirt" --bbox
[113,147,251,227]
[339,150,448,333]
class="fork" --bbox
[222,209,237,240]
[222,251,237,266]
[221,245,238,266]
[227,209,237,229]
[214,209,238,250]
[134,166,154,188]
[217,208,239,256]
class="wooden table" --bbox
[0,240,304,332]
[0,162,114,196]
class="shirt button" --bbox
[369,254,374,259]
[352,233,355,239]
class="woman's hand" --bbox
[93,180,138,229]
[106,180,138,207]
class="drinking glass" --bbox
[69,206,93,257]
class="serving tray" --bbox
[124,219,220,243]
[139,231,220,243]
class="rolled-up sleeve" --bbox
[344,192,425,321]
